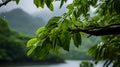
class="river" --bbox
[1,60,107,67]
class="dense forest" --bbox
[0,17,30,63]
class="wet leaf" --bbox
[72,33,81,47]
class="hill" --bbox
[0,8,45,35]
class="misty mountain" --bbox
[0,8,45,35]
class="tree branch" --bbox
[69,24,120,36]
[0,0,11,7]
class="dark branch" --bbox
[68,24,120,36]
[0,0,11,7]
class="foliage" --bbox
[13,0,20,4]
[0,17,30,62]
[57,36,100,60]
[12,0,120,67]
[80,60,94,67]
[88,35,120,67]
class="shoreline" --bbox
[0,60,65,66]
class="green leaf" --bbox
[27,47,36,56]
[34,0,40,8]
[36,27,45,35]
[48,3,54,11]
[45,0,54,11]
[56,38,61,47]
[61,19,69,31]
[54,44,60,53]
[72,33,81,47]
[49,28,60,42]
[37,30,49,40]
[90,0,97,7]
[45,16,61,28]
[60,0,64,8]
[34,37,52,59]
[93,14,100,21]
[59,31,71,51]
[66,4,74,10]
[72,13,77,23]
[66,3,74,13]
[60,0,67,8]
[88,44,97,56]
[13,0,20,4]
[52,37,57,49]
[101,48,105,57]
[27,38,37,47]
[34,0,45,8]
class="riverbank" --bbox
[0,60,106,67]
[0,60,80,67]
[0,60,65,66]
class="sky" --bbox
[0,0,72,14]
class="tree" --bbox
[0,17,30,62]
[1,0,120,67]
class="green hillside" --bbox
[0,17,30,62]
[0,17,64,64]
[0,8,45,35]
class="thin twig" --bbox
[0,0,12,7]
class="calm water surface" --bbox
[1,60,105,67]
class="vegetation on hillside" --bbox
[0,8,45,35]
[0,17,64,64]
[0,17,30,62]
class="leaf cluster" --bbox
[89,35,120,67]
[27,16,82,59]
[26,0,120,67]
[33,0,68,11]
[80,60,94,67]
